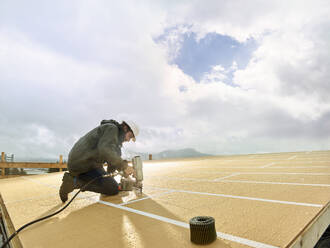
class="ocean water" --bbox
[0,168,53,176]
[23,168,49,175]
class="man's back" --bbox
[67,123,120,175]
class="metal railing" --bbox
[0,152,67,177]
[4,154,14,163]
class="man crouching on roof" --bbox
[59,119,139,203]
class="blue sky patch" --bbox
[157,30,257,84]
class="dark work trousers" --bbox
[76,167,119,195]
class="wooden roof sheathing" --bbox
[0,150,329,248]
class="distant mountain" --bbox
[154,148,210,159]
[123,148,210,160]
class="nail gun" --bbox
[119,156,143,193]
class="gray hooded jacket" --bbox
[67,120,127,176]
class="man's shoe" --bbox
[59,172,76,203]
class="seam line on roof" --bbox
[197,166,329,169]
[200,159,330,162]
[156,176,330,187]
[229,172,330,175]
[261,162,277,168]
[98,200,279,248]
[143,186,323,207]
[119,190,176,206]
[220,180,330,187]
[199,172,330,175]
[214,173,240,181]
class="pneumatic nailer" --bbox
[118,156,143,193]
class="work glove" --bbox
[123,166,135,178]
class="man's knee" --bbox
[104,187,119,195]
[102,178,119,195]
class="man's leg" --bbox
[59,167,119,203]
[77,168,119,195]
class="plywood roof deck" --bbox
[0,151,329,248]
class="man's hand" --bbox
[123,166,135,178]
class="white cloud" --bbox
[201,65,227,83]
[0,0,330,158]
[156,25,192,61]
[232,12,330,120]
[160,0,330,122]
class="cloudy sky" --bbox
[1,0,330,159]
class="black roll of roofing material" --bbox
[189,216,217,244]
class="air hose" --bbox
[1,175,103,248]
